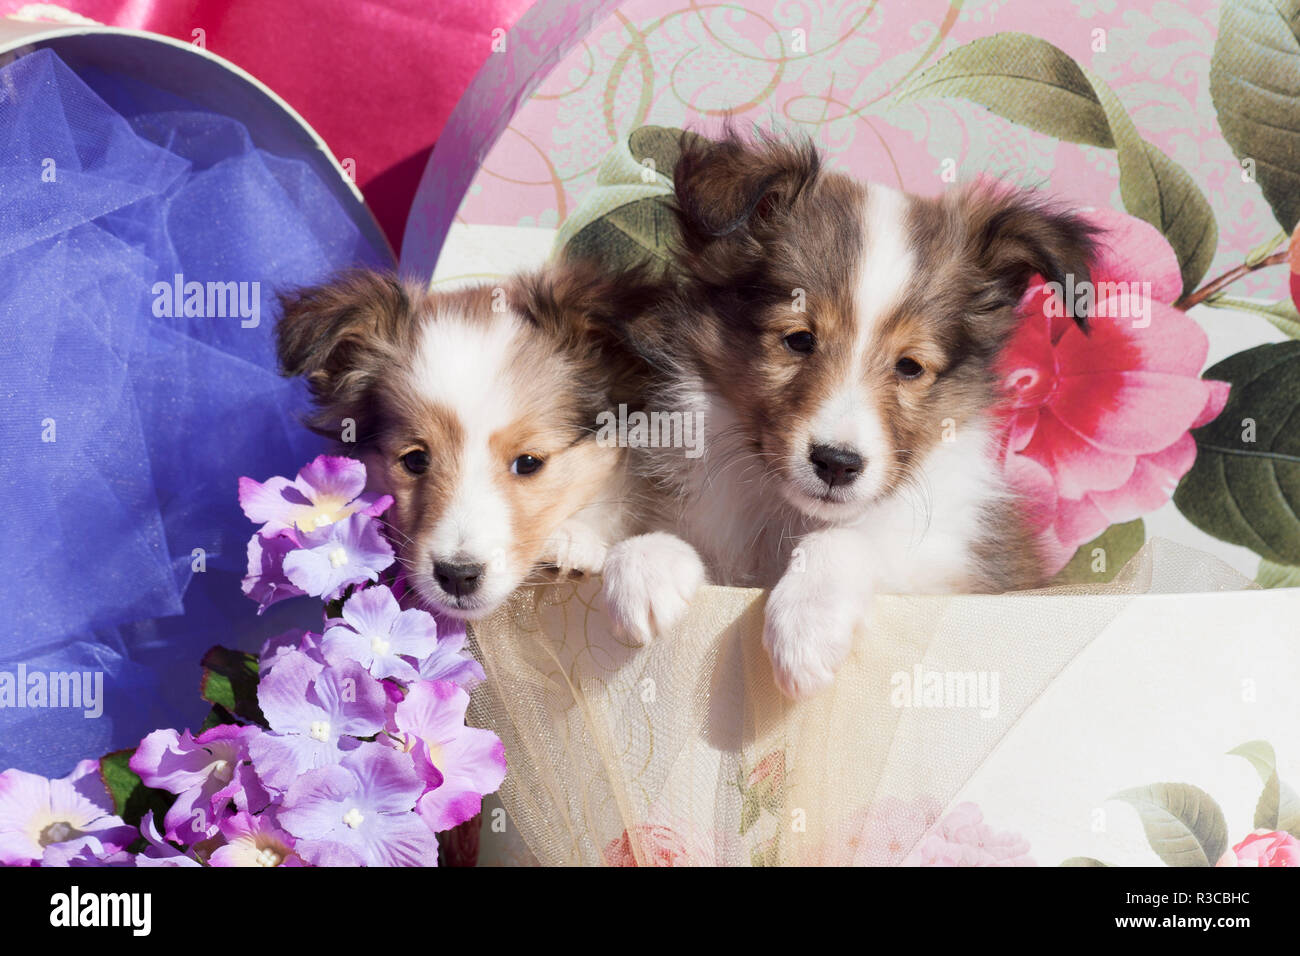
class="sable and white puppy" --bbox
[276,263,662,622]
[614,131,1098,699]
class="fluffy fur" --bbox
[607,128,1099,698]
[275,261,664,623]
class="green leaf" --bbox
[627,125,708,180]
[1111,783,1228,866]
[899,33,1217,294]
[1060,856,1111,866]
[739,791,763,835]
[1257,557,1300,587]
[1206,296,1300,340]
[1173,341,1300,564]
[99,749,176,830]
[1210,0,1300,232]
[896,33,1114,146]
[565,196,677,270]
[1049,519,1144,585]
[199,645,265,726]
[1228,741,1300,837]
[1085,70,1217,295]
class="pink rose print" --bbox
[903,802,1036,867]
[604,821,715,867]
[1216,829,1300,868]
[999,205,1230,572]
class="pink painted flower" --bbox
[238,454,391,535]
[815,795,943,866]
[603,821,715,867]
[1289,224,1300,314]
[1216,829,1300,867]
[903,802,1035,867]
[999,205,1230,572]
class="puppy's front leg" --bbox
[541,517,610,577]
[763,528,873,700]
[601,532,707,645]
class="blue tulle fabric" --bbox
[0,49,392,776]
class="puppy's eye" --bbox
[511,454,545,476]
[894,357,924,380]
[401,450,430,475]
[783,330,815,354]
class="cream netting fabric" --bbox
[466,539,1255,866]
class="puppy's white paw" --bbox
[602,533,707,645]
[543,522,608,577]
[762,573,867,701]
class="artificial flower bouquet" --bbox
[0,456,504,867]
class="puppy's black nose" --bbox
[809,444,863,488]
[433,560,484,598]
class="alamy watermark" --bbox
[595,403,705,458]
[890,665,999,718]
[1042,275,1153,329]
[0,665,103,718]
[151,273,261,328]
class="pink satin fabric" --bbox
[1,0,536,253]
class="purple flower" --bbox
[0,759,136,866]
[249,653,388,793]
[394,680,506,832]
[259,628,324,676]
[416,620,485,690]
[135,811,201,867]
[209,810,304,867]
[239,454,391,535]
[242,529,306,614]
[278,746,439,867]
[131,725,268,844]
[40,834,136,867]
[321,586,437,682]
[282,513,395,602]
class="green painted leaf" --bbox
[739,790,763,835]
[1060,856,1111,866]
[1206,296,1300,340]
[565,196,677,270]
[1173,341,1300,564]
[99,749,176,830]
[1257,557,1300,587]
[627,125,708,180]
[1081,66,1217,294]
[1050,519,1144,585]
[1228,741,1300,837]
[897,33,1114,146]
[899,33,1216,294]
[1112,783,1228,866]
[199,645,265,726]
[1211,0,1300,233]
[554,126,698,271]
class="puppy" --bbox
[275,261,665,622]
[612,130,1098,698]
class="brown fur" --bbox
[623,127,1098,591]
[275,260,662,614]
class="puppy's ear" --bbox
[510,257,663,343]
[275,270,413,438]
[956,182,1099,329]
[510,257,666,405]
[672,126,821,283]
